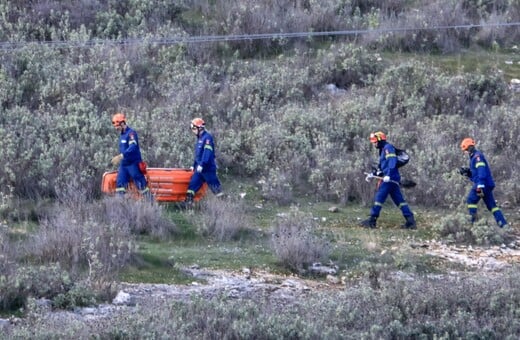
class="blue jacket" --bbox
[193,130,217,171]
[119,126,143,165]
[378,141,400,182]
[468,149,495,188]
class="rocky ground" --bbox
[2,228,519,335]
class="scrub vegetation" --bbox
[1,0,519,338]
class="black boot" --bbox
[360,216,377,229]
[178,192,194,210]
[401,215,417,229]
[470,213,478,225]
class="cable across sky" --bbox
[0,22,518,50]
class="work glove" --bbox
[459,167,471,178]
[365,173,374,182]
[189,166,194,171]
[111,153,123,166]
[196,165,203,173]
[476,185,485,198]
[383,175,390,183]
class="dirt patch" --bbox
[411,236,520,271]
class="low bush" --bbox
[270,208,331,274]
[99,196,178,239]
[193,194,251,241]
[432,211,513,245]
[0,264,71,312]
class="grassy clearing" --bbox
[386,48,520,80]
[118,184,478,285]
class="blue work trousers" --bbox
[116,163,148,194]
[187,171,221,196]
[467,186,507,226]
[370,182,413,218]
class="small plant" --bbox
[51,281,97,310]
[189,194,250,241]
[270,207,331,274]
[100,196,178,239]
[432,211,511,245]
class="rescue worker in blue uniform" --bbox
[111,112,151,198]
[459,138,507,228]
[184,118,223,206]
[360,131,416,229]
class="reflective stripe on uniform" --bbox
[385,153,396,159]
[467,204,478,209]
[475,162,485,168]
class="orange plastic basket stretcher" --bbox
[101,168,207,202]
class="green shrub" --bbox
[51,282,97,310]
[432,211,513,245]
[0,264,71,312]
[320,44,386,88]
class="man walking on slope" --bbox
[183,117,224,207]
[360,131,416,229]
[111,112,151,199]
[459,137,508,229]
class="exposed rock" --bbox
[0,318,10,331]
[112,291,136,306]
[325,83,347,97]
[309,262,338,275]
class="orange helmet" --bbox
[190,118,205,130]
[460,137,475,151]
[112,113,126,127]
[369,131,386,143]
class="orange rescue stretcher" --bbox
[101,168,207,202]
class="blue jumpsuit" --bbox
[187,130,222,196]
[115,127,149,196]
[466,149,507,227]
[369,141,414,219]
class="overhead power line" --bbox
[0,22,518,50]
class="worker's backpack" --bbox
[395,148,410,168]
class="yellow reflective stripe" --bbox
[204,145,213,151]
[375,202,383,206]
[491,207,500,213]
[187,190,195,195]
[116,187,126,193]
[129,140,137,145]
[399,203,408,208]
[475,162,485,168]
[385,153,396,159]
[140,187,150,194]
[467,204,478,209]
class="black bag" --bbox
[395,148,410,168]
